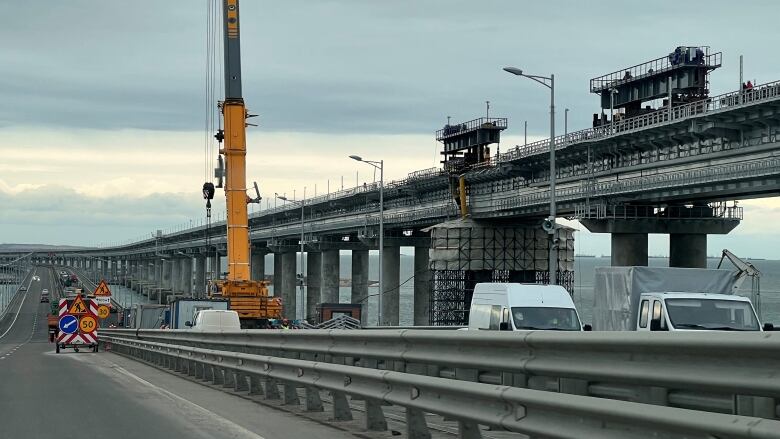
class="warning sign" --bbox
[68,295,88,315]
[94,280,112,297]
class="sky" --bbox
[1,0,780,257]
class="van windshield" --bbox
[665,298,759,331]
[512,307,581,331]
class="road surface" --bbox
[0,266,357,439]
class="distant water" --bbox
[268,254,780,326]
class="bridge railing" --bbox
[102,333,780,438]
[101,328,780,420]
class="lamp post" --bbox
[349,155,384,324]
[277,193,305,320]
[503,67,558,284]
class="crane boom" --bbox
[209,0,281,325]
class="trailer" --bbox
[55,296,99,353]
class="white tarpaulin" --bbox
[592,266,737,331]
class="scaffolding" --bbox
[426,218,574,326]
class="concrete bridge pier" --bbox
[272,253,283,297]
[351,249,369,325]
[251,250,266,283]
[194,255,206,298]
[321,250,340,304]
[413,246,431,326]
[280,251,297,319]
[306,251,322,321]
[381,245,401,326]
[611,233,649,267]
[669,234,708,268]
[180,257,192,296]
[170,258,180,295]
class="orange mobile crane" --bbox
[203,0,281,327]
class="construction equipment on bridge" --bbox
[203,0,281,327]
[717,248,762,318]
[591,45,722,126]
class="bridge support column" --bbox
[181,257,193,296]
[272,253,282,297]
[306,251,321,321]
[251,251,266,282]
[351,249,369,325]
[281,252,297,319]
[414,246,431,326]
[171,259,181,296]
[382,245,400,326]
[321,249,340,304]
[210,253,221,281]
[611,233,648,267]
[669,234,707,268]
[194,255,206,298]
[162,259,172,291]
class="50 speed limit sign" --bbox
[79,315,97,333]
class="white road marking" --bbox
[110,363,268,439]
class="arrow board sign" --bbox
[58,315,79,334]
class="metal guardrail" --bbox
[101,329,780,420]
[103,335,780,439]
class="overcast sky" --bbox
[2,0,780,257]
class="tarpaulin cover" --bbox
[592,266,736,331]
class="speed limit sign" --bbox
[79,315,97,333]
[97,305,110,319]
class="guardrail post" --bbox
[458,421,482,439]
[735,395,777,419]
[223,368,236,388]
[364,399,388,431]
[331,391,353,421]
[195,362,205,380]
[283,382,300,406]
[234,371,249,392]
[248,375,264,395]
[213,366,224,385]
[305,387,324,412]
[406,408,431,439]
[264,378,281,400]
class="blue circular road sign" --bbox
[58,315,78,334]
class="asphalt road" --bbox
[0,266,356,439]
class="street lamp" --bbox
[349,154,384,324]
[503,66,558,285]
[276,192,305,321]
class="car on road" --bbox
[41,289,50,303]
[20,286,27,292]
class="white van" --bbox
[468,283,586,331]
[185,310,241,332]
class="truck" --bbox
[168,298,229,329]
[592,266,762,331]
[467,283,587,331]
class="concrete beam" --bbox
[580,218,739,235]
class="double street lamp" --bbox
[276,192,305,320]
[349,155,385,325]
[503,67,558,284]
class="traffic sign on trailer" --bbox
[58,315,78,334]
[79,316,97,334]
[68,295,88,315]
[97,305,110,319]
[93,280,112,297]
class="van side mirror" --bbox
[583,324,592,331]
[650,319,661,331]
[763,323,775,331]
[185,321,192,327]
[499,322,510,331]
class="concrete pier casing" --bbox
[611,233,648,267]
[321,250,340,304]
[162,260,172,290]
[281,252,297,319]
[273,253,283,297]
[306,252,322,321]
[670,234,707,268]
[351,249,369,325]
[413,247,431,326]
[381,245,400,326]
[181,258,193,296]
[171,259,181,293]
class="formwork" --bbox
[426,218,574,326]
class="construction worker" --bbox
[280,319,291,330]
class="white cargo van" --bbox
[185,310,241,332]
[468,283,586,331]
